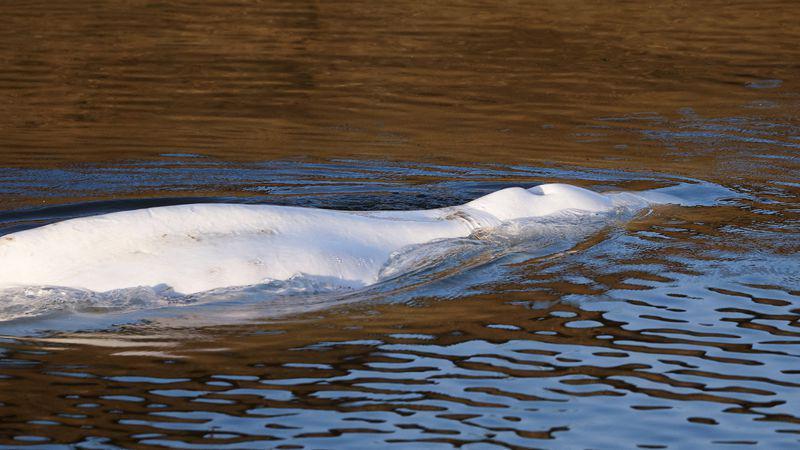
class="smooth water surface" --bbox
[1,1,799,448]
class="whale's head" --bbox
[464,183,616,222]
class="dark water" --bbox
[1,1,799,448]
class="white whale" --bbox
[0,184,681,295]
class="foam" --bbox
[0,183,682,295]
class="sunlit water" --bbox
[1,1,799,449]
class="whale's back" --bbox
[0,203,470,294]
[0,183,681,295]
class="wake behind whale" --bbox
[0,182,727,323]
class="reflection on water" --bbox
[1,0,799,448]
[1,258,799,448]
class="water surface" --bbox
[1,1,799,448]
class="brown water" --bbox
[1,1,799,448]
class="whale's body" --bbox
[0,184,675,295]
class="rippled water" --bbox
[1,1,799,448]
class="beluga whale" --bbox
[0,184,683,296]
